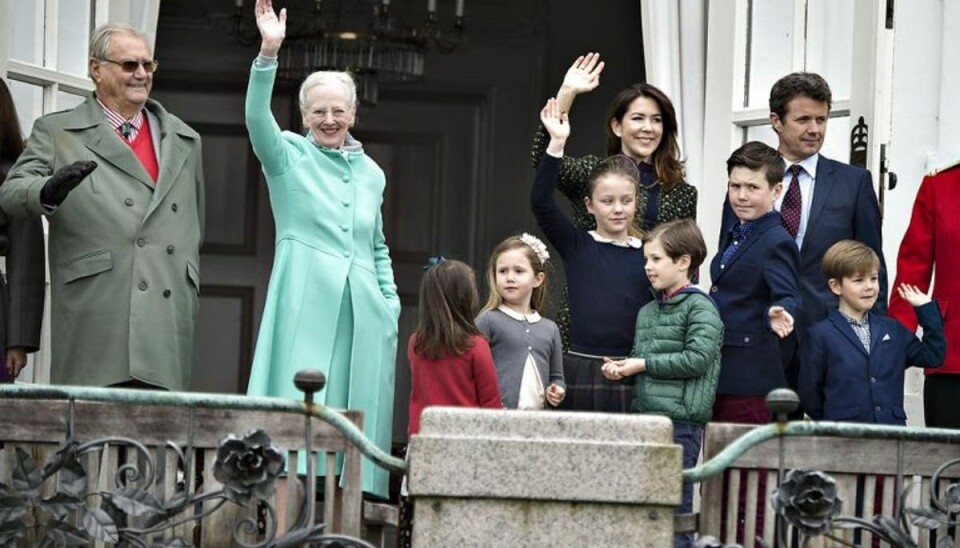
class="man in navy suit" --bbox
[720,73,887,407]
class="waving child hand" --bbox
[768,306,794,338]
[255,0,287,56]
[540,98,570,144]
[561,53,605,96]
[897,283,931,307]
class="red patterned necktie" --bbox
[781,164,802,239]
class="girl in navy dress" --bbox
[531,98,652,412]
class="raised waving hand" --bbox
[562,53,605,96]
[556,52,605,113]
[255,0,287,57]
[540,97,570,156]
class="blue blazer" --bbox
[798,303,946,425]
[720,155,886,329]
[709,211,801,395]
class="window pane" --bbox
[746,0,794,108]
[742,116,852,165]
[56,91,86,112]
[7,80,44,136]
[744,124,780,149]
[821,115,851,165]
[58,0,93,76]
[128,0,151,29]
[805,0,854,99]
[6,0,44,64]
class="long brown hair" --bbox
[481,236,549,314]
[413,259,481,360]
[603,83,684,191]
[0,79,25,164]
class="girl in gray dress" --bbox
[477,234,565,409]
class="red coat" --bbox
[889,164,960,375]
[407,334,503,435]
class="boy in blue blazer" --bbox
[799,241,945,424]
[710,142,802,425]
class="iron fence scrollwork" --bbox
[0,371,386,547]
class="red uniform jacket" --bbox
[889,164,960,375]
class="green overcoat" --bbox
[244,63,400,498]
[0,96,205,391]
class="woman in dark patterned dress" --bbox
[531,52,698,351]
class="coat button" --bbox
[124,198,134,206]
[136,238,146,247]
[875,405,881,413]
[341,200,350,207]
[166,245,175,254]
[342,175,350,182]
[342,250,351,257]
[340,225,349,232]
[138,281,148,291]
[710,285,718,293]
[163,289,171,298]
[172,203,178,212]
[743,336,750,343]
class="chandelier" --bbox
[232,0,466,105]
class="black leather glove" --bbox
[40,160,98,207]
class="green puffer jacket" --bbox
[629,287,724,425]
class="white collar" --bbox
[588,230,643,249]
[497,305,541,323]
[783,153,819,179]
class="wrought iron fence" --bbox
[0,371,406,547]
[686,389,960,548]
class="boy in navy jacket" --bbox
[710,142,802,424]
[799,240,945,424]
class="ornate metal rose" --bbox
[213,430,285,502]
[772,469,843,536]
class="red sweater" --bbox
[407,334,503,435]
[127,116,159,182]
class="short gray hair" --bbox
[89,23,150,62]
[298,71,357,111]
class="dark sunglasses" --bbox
[100,58,159,73]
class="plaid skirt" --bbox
[557,352,633,413]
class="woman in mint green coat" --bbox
[244,0,401,498]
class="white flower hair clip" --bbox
[519,233,550,264]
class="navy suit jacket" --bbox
[720,155,887,329]
[710,212,801,395]
[798,303,946,424]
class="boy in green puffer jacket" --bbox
[602,219,723,548]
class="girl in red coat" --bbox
[400,258,502,547]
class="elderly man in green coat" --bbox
[0,23,204,391]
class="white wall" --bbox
[887,0,957,425]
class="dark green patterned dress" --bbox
[530,125,699,349]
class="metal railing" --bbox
[0,370,406,547]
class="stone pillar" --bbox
[407,408,681,547]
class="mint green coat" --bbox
[244,63,400,498]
